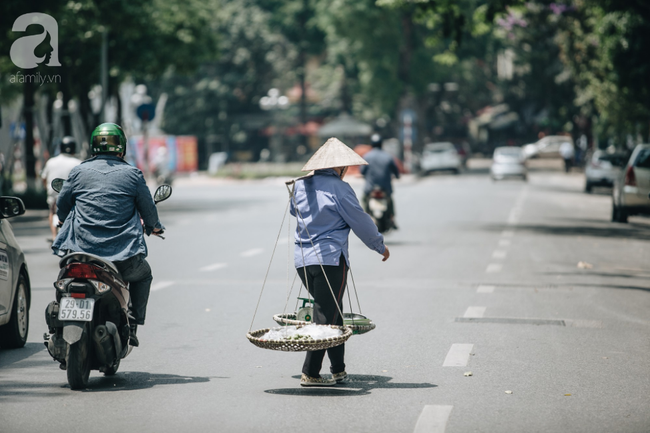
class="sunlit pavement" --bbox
[2,164,649,433]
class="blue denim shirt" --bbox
[360,148,400,196]
[52,155,164,261]
[290,169,385,268]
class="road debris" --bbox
[464,372,473,377]
[577,261,593,269]
[505,390,513,394]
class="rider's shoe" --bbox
[129,324,139,347]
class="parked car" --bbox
[490,146,527,181]
[0,196,31,349]
[420,142,461,174]
[612,144,650,223]
[523,135,574,159]
[584,150,627,193]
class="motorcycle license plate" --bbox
[58,297,95,321]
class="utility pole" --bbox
[100,28,108,123]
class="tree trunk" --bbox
[23,79,36,181]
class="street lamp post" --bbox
[259,88,289,162]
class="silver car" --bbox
[491,146,527,181]
[420,142,461,174]
[0,196,31,349]
[612,144,650,223]
[584,150,627,193]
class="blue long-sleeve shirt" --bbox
[360,148,400,195]
[52,155,164,261]
[290,169,385,268]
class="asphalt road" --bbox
[1,163,649,433]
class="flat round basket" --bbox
[272,313,376,335]
[247,324,353,352]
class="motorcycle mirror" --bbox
[154,184,172,204]
[0,196,26,219]
[51,178,65,193]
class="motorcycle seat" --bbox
[59,252,120,276]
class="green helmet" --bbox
[90,123,127,155]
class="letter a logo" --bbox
[10,13,61,69]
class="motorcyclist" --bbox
[52,123,164,347]
[360,134,400,229]
[41,136,82,243]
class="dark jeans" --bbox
[114,254,153,325]
[297,255,347,377]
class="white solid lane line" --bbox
[443,344,474,367]
[240,248,264,257]
[492,250,507,259]
[413,405,454,433]
[151,281,174,291]
[486,263,502,273]
[200,263,228,272]
[464,306,486,318]
[477,285,495,293]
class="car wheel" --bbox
[0,273,29,349]
[585,182,592,193]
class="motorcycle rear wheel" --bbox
[67,328,91,390]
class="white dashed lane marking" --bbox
[151,281,174,291]
[463,306,486,318]
[413,405,454,433]
[443,344,474,367]
[492,250,507,259]
[486,263,502,273]
[477,285,495,293]
[240,248,264,258]
[498,239,511,247]
[200,263,228,272]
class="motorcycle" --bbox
[366,186,394,234]
[43,180,171,390]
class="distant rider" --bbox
[41,136,82,243]
[52,123,164,347]
[360,134,400,229]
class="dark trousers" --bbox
[297,255,347,377]
[114,254,153,325]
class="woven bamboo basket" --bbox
[272,313,376,335]
[247,324,353,352]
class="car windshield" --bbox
[424,143,454,153]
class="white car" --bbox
[420,142,461,174]
[490,146,527,181]
[612,144,650,222]
[584,150,627,193]
[523,135,574,159]
[0,196,31,349]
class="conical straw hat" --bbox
[301,137,368,172]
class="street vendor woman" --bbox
[290,137,390,387]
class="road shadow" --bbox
[481,222,650,241]
[83,371,221,392]
[0,343,46,366]
[265,374,436,397]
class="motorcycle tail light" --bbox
[370,190,385,199]
[89,279,111,294]
[70,293,86,299]
[63,263,100,280]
